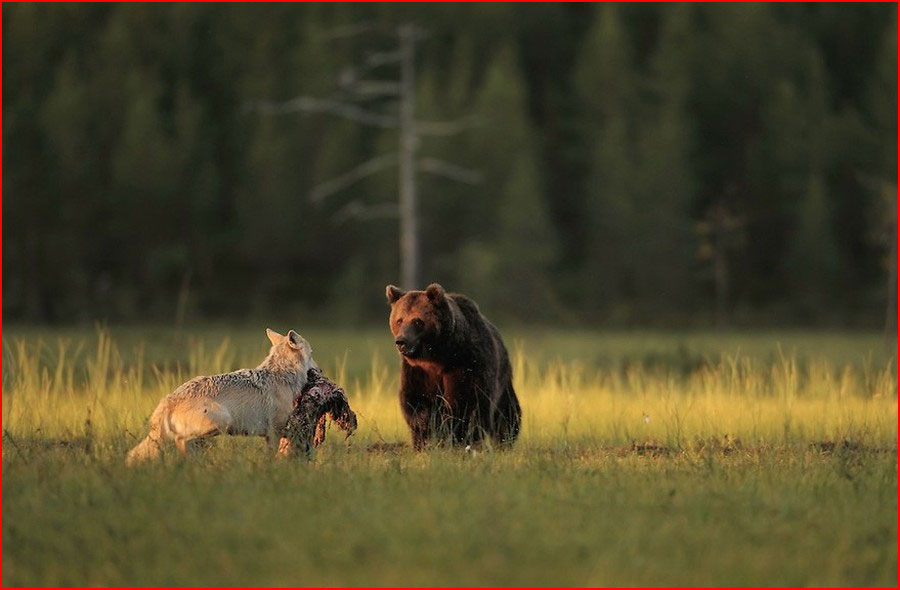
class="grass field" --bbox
[2,325,897,587]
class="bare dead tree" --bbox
[397,24,419,291]
[248,23,480,290]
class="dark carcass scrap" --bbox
[278,368,358,457]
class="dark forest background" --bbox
[3,3,897,327]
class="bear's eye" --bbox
[395,318,402,325]
[412,318,425,330]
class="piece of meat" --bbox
[278,368,358,457]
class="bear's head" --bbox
[385,283,450,361]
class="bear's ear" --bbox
[386,284,405,304]
[425,283,445,304]
[266,328,285,345]
[286,329,304,350]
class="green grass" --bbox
[2,326,897,587]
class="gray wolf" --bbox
[126,328,314,465]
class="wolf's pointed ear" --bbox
[286,330,303,350]
[425,283,445,304]
[266,328,284,345]
[386,284,405,304]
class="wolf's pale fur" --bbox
[126,328,314,465]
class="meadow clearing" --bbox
[2,325,897,587]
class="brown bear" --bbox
[385,283,522,450]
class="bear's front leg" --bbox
[400,382,435,450]
[437,373,487,446]
[404,407,432,451]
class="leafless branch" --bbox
[336,66,400,97]
[310,154,398,204]
[337,66,358,89]
[351,81,402,97]
[319,23,381,41]
[248,96,398,128]
[418,158,482,185]
[335,52,403,92]
[365,50,402,68]
[332,200,399,226]
[416,115,480,137]
[402,24,430,42]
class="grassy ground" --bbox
[2,326,897,587]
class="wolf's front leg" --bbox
[265,413,289,455]
[265,428,280,452]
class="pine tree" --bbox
[632,5,698,314]
[459,45,558,317]
[786,51,842,321]
[574,4,640,319]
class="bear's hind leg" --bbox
[492,381,522,446]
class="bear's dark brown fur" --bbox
[385,283,522,450]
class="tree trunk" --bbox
[398,24,419,290]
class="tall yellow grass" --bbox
[2,329,896,451]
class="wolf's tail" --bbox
[125,402,167,466]
[125,435,161,465]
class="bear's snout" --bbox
[395,337,422,358]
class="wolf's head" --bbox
[263,328,315,374]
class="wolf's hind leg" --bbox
[175,432,219,457]
[166,398,232,455]
[175,436,189,457]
